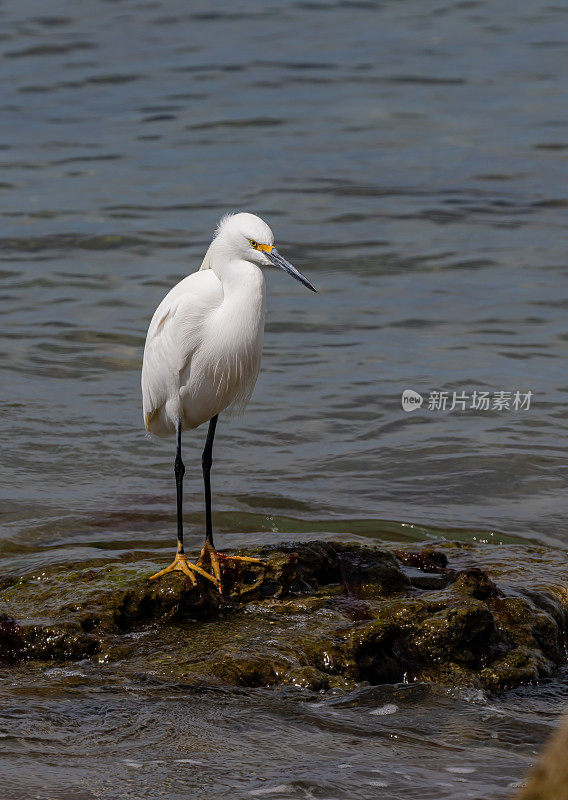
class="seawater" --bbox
[1,1,567,797]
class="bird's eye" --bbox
[249,239,258,249]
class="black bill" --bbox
[265,248,317,293]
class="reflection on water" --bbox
[1,0,567,797]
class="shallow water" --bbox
[3,662,568,800]
[1,0,567,797]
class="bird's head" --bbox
[214,212,317,292]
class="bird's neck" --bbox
[216,258,265,295]
[201,240,264,294]
[199,240,216,271]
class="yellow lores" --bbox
[249,239,273,253]
[142,212,316,593]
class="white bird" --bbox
[142,212,316,591]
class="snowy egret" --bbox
[142,212,316,591]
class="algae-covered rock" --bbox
[1,540,567,692]
[0,613,22,663]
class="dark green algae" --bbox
[1,540,567,693]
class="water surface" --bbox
[1,0,567,797]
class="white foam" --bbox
[249,785,294,797]
[370,703,398,716]
[445,766,475,774]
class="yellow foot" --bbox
[197,542,262,592]
[149,552,220,589]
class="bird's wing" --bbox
[141,269,223,430]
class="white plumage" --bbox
[142,213,269,434]
[141,211,316,591]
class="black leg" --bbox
[174,421,185,554]
[202,415,218,548]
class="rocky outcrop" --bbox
[1,540,567,692]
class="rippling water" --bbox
[3,661,568,800]
[1,0,567,797]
